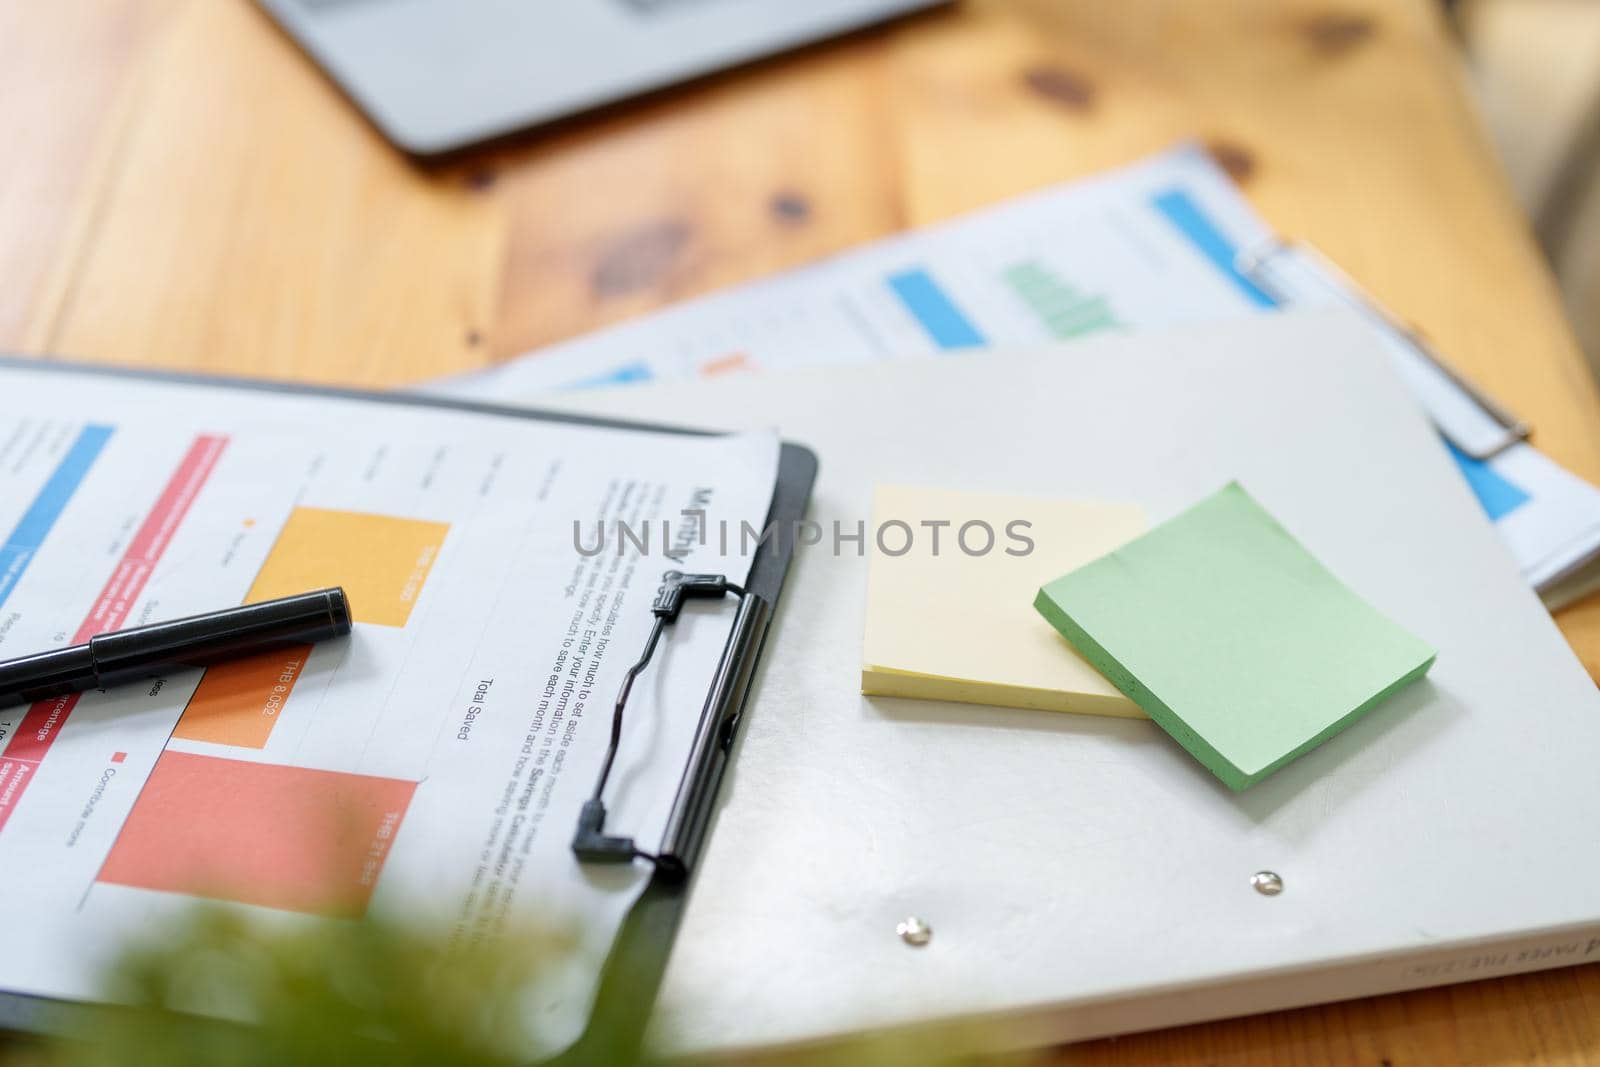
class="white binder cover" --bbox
[544,309,1600,1055]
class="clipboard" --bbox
[1232,239,1532,461]
[0,354,818,1059]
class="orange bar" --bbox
[172,644,312,749]
[247,507,449,628]
[700,352,750,376]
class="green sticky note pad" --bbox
[1034,483,1435,791]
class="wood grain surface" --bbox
[0,1,1596,1063]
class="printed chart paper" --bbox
[431,145,1600,605]
[0,368,779,1053]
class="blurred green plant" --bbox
[3,909,1024,1067]
[36,910,594,1067]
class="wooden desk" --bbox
[2,1,1597,1063]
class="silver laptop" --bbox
[257,0,948,157]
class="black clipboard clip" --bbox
[572,570,771,880]
[1235,238,1531,460]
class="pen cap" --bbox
[90,588,354,685]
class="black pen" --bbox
[0,588,353,711]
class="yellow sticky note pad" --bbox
[862,486,1146,718]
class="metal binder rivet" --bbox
[897,917,933,946]
[1251,870,1284,896]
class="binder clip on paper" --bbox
[1235,239,1531,460]
[572,570,771,880]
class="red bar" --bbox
[4,694,74,764]
[74,435,228,642]
[0,436,227,832]
[0,760,32,813]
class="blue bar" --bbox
[887,268,987,350]
[1446,439,1530,521]
[565,362,654,390]
[1151,189,1280,309]
[0,424,115,611]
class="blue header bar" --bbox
[0,424,115,611]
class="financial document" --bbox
[0,367,779,1052]
[435,145,1600,606]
